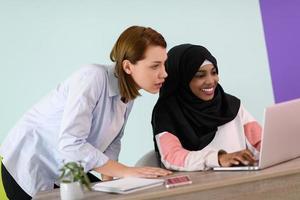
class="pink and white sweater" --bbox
[155,104,261,171]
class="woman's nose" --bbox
[205,74,215,84]
[159,65,168,79]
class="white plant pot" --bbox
[60,182,84,200]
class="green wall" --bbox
[0,0,273,165]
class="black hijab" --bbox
[152,44,240,151]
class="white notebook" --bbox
[92,177,164,194]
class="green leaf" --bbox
[59,161,91,191]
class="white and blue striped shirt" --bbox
[0,64,133,196]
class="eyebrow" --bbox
[151,59,167,64]
[198,67,216,72]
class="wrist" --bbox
[122,166,133,177]
[218,150,227,166]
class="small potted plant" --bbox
[59,161,91,200]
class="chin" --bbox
[150,90,159,94]
[198,95,214,101]
[207,96,215,101]
[145,88,159,94]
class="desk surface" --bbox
[34,158,300,200]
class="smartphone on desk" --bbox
[164,175,192,188]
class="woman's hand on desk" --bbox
[94,160,172,179]
[218,149,256,167]
[124,166,172,178]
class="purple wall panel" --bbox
[260,0,300,103]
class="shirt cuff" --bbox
[95,154,109,168]
[85,152,110,172]
[205,150,220,168]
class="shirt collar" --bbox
[107,65,120,97]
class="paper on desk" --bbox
[92,177,164,194]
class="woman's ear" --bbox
[122,60,133,75]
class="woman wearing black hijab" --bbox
[152,44,261,171]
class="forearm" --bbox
[156,132,220,171]
[95,159,172,179]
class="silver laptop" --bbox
[213,98,300,171]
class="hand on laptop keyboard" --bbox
[218,149,257,167]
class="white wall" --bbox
[0,0,273,165]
